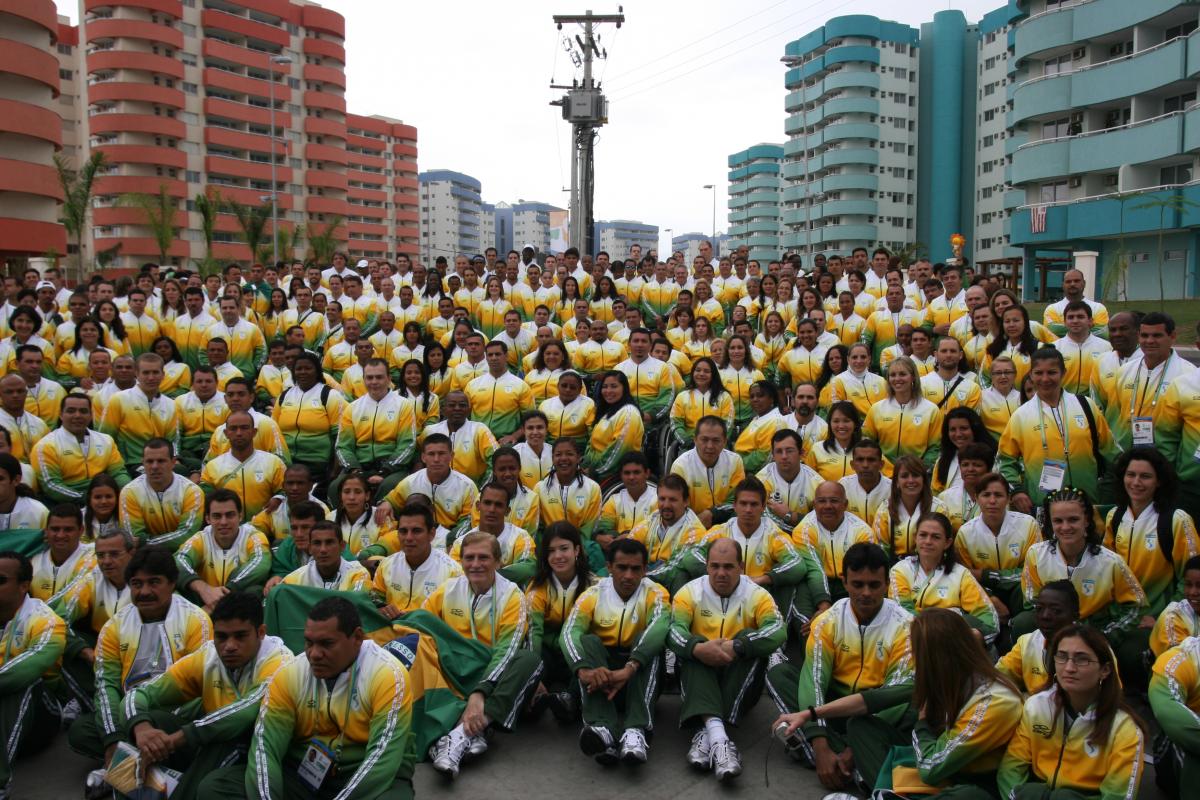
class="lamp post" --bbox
[781,55,809,263]
[267,54,292,268]
[702,185,716,254]
[663,227,673,257]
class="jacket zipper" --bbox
[852,623,866,692]
[1049,710,1073,789]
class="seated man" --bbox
[31,392,129,505]
[767,543,914,793]
[67,546,211,780]
[250,463,329,546]
[670,416,746,527]
[31,503,96,604]
[425,532,541,779]
[174,366,228,476]
[0,373,48,462]
[333,358,418,501]
[596,452,658,552]
[562,537,670,765]
[670,538,786,781]
[464,341,534,442]
[53,527,134,711]
[0,550,67,797]
[792,481,875,601]
[175,489,271,611]
[123,592,292,800]
[1150,634,1200,793]
[199,410,287,521]
[281,521,370,592]
[997,580,1079,694]
[372,503,463,617]
[625,474,712,595]
[98,352,180,478]
[757,429,822,530]
[383,434,480,544]
[118,437,204,551]
[424,390,499,485]
[450,482,536,586]
[203,377,290,465]
[262,501,324,595]
[203,597,414,799]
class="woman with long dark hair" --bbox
[56,317,113,387]
[94,300,130,355]
[873,455,946,561]
[555,275,582,324]
[670,357,734,447]
[423,341,451,398]
[151,335,192,398]
[716,334,763,429]
[589,275,620,324]
[84,473,122,543]
[733,380,787,474]
[334,473,397,560]
[982,304,1039,387]
[805,401,866,481]
[584,371,644,483]
[932,407,995,493]
[401,359,440,430]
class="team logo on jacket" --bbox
[912,415,922,426]
[1081,578,1096,596]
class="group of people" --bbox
[0,242,1194,799]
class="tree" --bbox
[894,241,927,267]
[121,185,178,265]
[1133,192,1200,310]
[192,189,222,277]
[96,242,122,269]
[54,151,107,282]
[224,198,272,264]
[307,216,345,266]
[1101,193,1134,303]
[258,223,304,266]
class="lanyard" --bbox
[1036,395,1069,458]
[468,589,498,643]
[1130,353,1173,416]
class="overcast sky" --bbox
[57,0,1003,253]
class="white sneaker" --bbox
[60,698,82,725]
[664,650,677,675]
[767,649,787,669]
[619,728,649,764]
[467,734,488,757]
[821,794,860,800]
[711,739,742,781]
[686,729,710,769]
[83,769,108,800]
[431,731,470,778]
[579,725,618,765]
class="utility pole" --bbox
[550,8,624,256]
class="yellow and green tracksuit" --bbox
[475,298,513,340]
[839,474,893,529]
[449,358,488,393]
[384,468,479,540]
[757,461,822,523]
[792,511,876,593]
[919,371,982,412]
[125,635,291,752]
[91,596,212,747]
[30,544,95,605]
[450,523,537,585]
[571,340,628,379]
[332,510,399,561]
[926,292,969,331]
[0,408,47,462]
[692,298,726,336]
[1158,368,1200,508]
[735,410,788,474]
[175,525,271,593]
[873,497,951,559]
[174,312,217,370]
[616,356,680,424]
[997,630,1054,695]
[625,509,714,589]
[1089,350,1140,442]
[702,518,817,585]
[321,341,355,383]
[56,347,114,387]
[719,366,764,427]
[120,312,160,357]
[527,574,593,684]
[670,448,746,516]
[1021,541,1147,638]
[963,331,993,372]
[523,368,562,405]
[597,488,657,540]
[119,474,205,552]
[1152,600,1200,657]
[562,575,670,671]
[888,558,999,640]
[200,451,286,521]
[828,313,868,348]
[906,679,1024,790]
[1107,354,1196,451]
[997,393,1120,508]
[272,383,346,468]
[204,319,266,378]
[804,440,856,482]
[277,308,327,353]
[863,308,925,368]
[513,442,552,491]
[777,345,827,389]
[204,410,291,466]
[98,387,181,470]
[334,391,418,472]
[1043,297,1110,338]
[584,404,645,480]
[464,372,534,439]
[640,280,679,327]
[863,397,943,469]
[955,511,1041,607]
[1105,505,1200,617]
[0,496,46,531]
[1054,335,1112,396]
[244,639,414,800]
[282,559,371,592]
[175,391,230,470]
[1149,636,1200,787]
[0,596,66,785]
[422,420,498,484]
[53,568,129,641]
[753,333,791,382]
[535,472,602,539]
[340,294,383,336]
[979,386,1021,441]
[830,371,889,418]
[30,428,130,504]
[159,361,191,399]
[537,392,596,446]
[998,688,1144,800]
[371,549,463,613]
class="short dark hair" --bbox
[695,415,727,438]
[1141,311,1176,334]
[288,500,323,522]
[210,591,264,627]
[1039,579,1080,617]
[842,542,889,578]
[607,536,648,565]
[617,451,649,471]
[126,545,179,584]
[957,442,995,466]
[0,550,32,583]
[658,473,690,500]
[1063,299,1092,319]
[143,437,175,457]
[309,596,361,636]
[733,476,766,504]
[422,432,451,452]
[397,503,435,532]
[48,503,83,528]
[206,488,243,516]
[310,520,341,540]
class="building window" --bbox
[58,69,72,80]
[1165,92,1197,113]
[1166,249,1187,261]
[181,23,196,37]
[1040,181,1069,203]
[182,82,197,94]
[1043,54,1072,76]
[1166,21,1198,39]
[186,171,200,183]
[1042,118,1071,139]
[57,43,72,55]
[1160,164,1193,185]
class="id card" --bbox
[298,739,336,792]
[1038,460,1066,493]
[1132,417,1154,446]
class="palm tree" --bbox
[307,215,345,266]
[224,198,272,264]
[54,151,107,282]
[1133,192,1200,310]
[121,185,178,265]
[258,223,304,265]
[96,242,122,269]
[191,189,223,277]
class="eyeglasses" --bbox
[1053,651,1098,668]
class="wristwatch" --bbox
[624,659,640,673]
[731,638,747,658]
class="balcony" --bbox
[1014,0,1184,62]
[93,175,186,198]
[303,63,346,89]
[0,159,62,201]
[84,18,183,48]
[201,9,289,48]
[1010,183,1200,246]
[811,223,878,244]
[303,90,346,114]
[205,155,291,183]
[88,82,184,109]
[204,97,286,128]
[86,49,184,80]
[0,41,59,95]
[94,144,187,169]
[1011,111,1184,184]
[204,126,286,157]
[0,100,61,147]
[203,67,289,102]
[302,36,345,63]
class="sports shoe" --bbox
[767,649,787,669]
[664,650,677,675]
[83,769,109,800]
[686,729,710,769]
[548,690,579,722]
[59,698,82,726]
[711,739,742,781]
[619,727,649,764]
[579,725,618,765]
[430,731,470,778]
[467,734,489,757]
[820,794,860,800]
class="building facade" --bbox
[418,169,482,266]
[512,201,565,256]
[0,0,68,262]
[671,232,713,264]
[595,219,658,260]
[726,143,784,262]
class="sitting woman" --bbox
[333,473,399,564]
[151,336,192,398]
[83,474,121,543]
[873,456,948,562]
[681,316,717,362]
[669,357,734,449]
[999,624,1145,800]
[935,442,993,533]
[753,310,791,384]
[400,359,441,431]
[471,446,539,538]
[55,317,116,389]
[829,342,888,421]
[717,334,764,431]
[526,522,597,722]
[889,512,999,643]
[733,381,788,475]
[538,369,595,446]
[863,356,943,470]
[931,407,995,494]
[583,370,645,485]
[805,401,870,482]
[814,344,847,415]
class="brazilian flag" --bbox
[264,584,493,757]
[0,528,50,558]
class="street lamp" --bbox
[267,54,292,268]
[781,54,810,263]
[663,227,673,255]
[701,185,716,255]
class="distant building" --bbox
[418,170,482,265]
[595,220,658,261]
[512,201,566,256]
[727,144,784,263]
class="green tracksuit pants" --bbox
[677,655,766,727]
[200,761,414,800]
[0,681,60,788]
[574,634,662,737]
[480,649,543,731]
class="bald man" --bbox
[790,482,875,601]
[1043,268,1109,337]
[0,374,47,462]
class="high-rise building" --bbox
[671,232,713,264]
[0,0,68,262]
[727,143,784,262]
[344,113,419,263]
[490,201,513,255]
[595,219,658,260]
[512,201,565,255]
[418,169,482,266]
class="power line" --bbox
[609,0,856,103]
